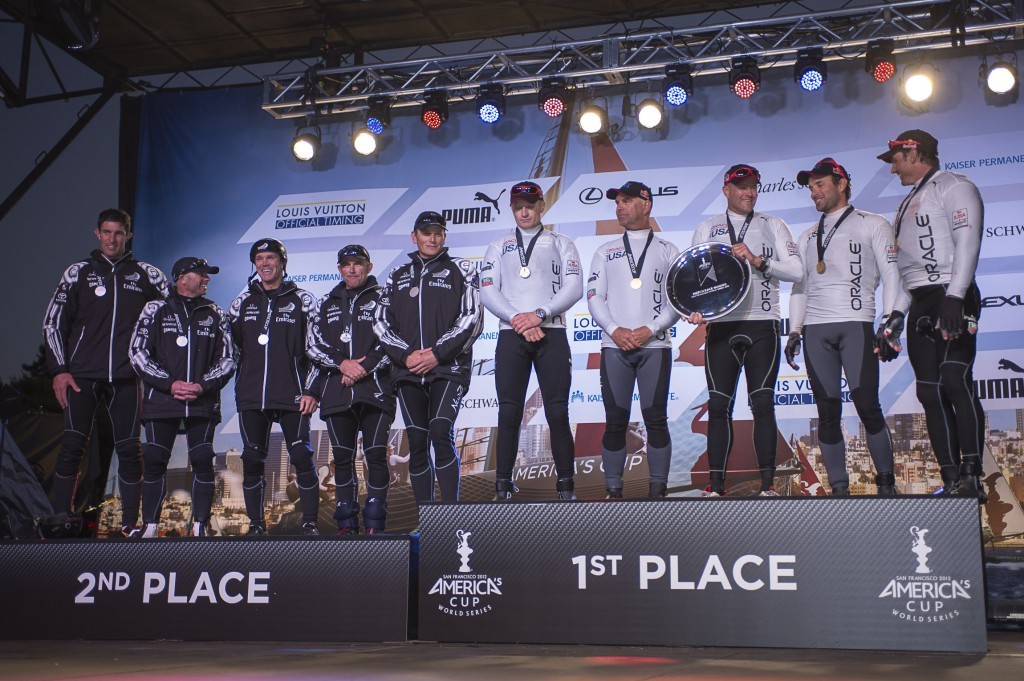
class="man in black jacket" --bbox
[308,245,395,534]
[374,212,482,503]
[43,208,168,537]
[130,257,235,537]
[228,238,320,535]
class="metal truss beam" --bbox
[261,0,1024,120]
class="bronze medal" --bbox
[816,261,826,274]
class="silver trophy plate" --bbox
[666,242,751,320]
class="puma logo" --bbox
[474,189,505,214]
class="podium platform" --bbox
[417,496,987,652]
[0,536,411,641]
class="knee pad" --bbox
[748,391,775,419]
[241,447,266,478]
[707,392,734,419]
[602,407,629,451]
[817,397,843,444]
[190,456,215,481]
[938,362,973,401]
[427,419,455,447]
[497,404,524,432]
[55,431,89,477]
[333,499,360,528]
[363,496,387,528]
[915,380,944,410]
[850,387,885,434]
[640,406,669,449]
[287,443,315,474]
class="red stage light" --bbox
[422,109,443,129]
[732,77,757,99]
[873,60,896,83]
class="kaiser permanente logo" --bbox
[877,526,972,624]
[428,529,503,617]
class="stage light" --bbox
[904,70,933,102]
[476,84,506,124]
[420,91,449,130]
[984,61,1018,95]
[729,57,760,99]
[866,39,896,83]
[365,96,390,135]
[578,104,607,135]
[663,63,693,106]
[538,78,569,117]
[352,128,377,156]
[636,98,664,129]
[291,126,321,162]
[794,48,827,92]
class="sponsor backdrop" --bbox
[0,537,410,641]
[418,498,987,652]
[113,51,1024,535]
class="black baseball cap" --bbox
[172,257,219,280]
[414,210,447,231]
[337,244,371,263]
[510,181,544,204]
[724,164,761,185]
[877,129,939,162]
[796,157,851,186]
[606,180,653,204]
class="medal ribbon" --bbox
[893,167,939,244]
[622,230,655,281]
[515,227,543,271]
[816,206,855,267]
[725,211,755,245]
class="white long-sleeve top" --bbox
[691,210,804,322]
[480,226,583,329]
[587,228,681,349]
[893,169,984,305]
[789,207,901,332]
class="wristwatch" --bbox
[535,308,548,321]
[756,256,771,274]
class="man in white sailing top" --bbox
[588,180,681,498]
[688,164,804,497]
[876,129,987,502]
[481,181,584,501]
[786,158,901,496]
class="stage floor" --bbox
[1,630,1022,681]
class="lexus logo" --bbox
[579,187,604,205]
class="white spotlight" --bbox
[353,128,377,156]
[904,73,933,102]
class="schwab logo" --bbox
[428,529,503,617]
[877,526,971,624]
[461,397,499,409]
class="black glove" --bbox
[936,295,965,339]
[875,310,905,362]
[784,332,802,370]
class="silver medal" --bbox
[409,286,419,298]
[176,336,188,347]
[340,331,352,343]
[630,278,643,290]
[257,333,269,345]
[519,266,531,279]
[94,285,107,297]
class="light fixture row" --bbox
[290,48,1019,161]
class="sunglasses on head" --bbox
[814,159,848,179]
[888,139,920,150]
[726,167,760,184]
[511,184,540,196]
[184,258,208,272]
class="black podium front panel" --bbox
[0,537,410,642]
[418,497,986,652]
